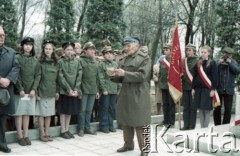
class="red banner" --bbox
[168,20,183,104]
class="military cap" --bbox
[123,37,140,45]
[223,47,234,54]
[185,43,196,51]
[113,49,119,53]
[62,41,75,49]
[163,43,172,49]
[42,40,56,46]
[83,42,96,50]
[21,37,34,46]
[116,49,122,55]
[101,47,113,54]
[113,49,119,55]
[101,39,111,48]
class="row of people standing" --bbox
[156,43,240,129]
[11,37,121,146]
[0,29,151,156]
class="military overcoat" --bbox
[111,49,151,127]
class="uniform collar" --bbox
[127,49,140,58]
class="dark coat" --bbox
[192,60,218,110]
[192,60,218,90]
[111,49,151,127]
[217,59,240,95]
[0,46,20,115]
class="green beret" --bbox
[185,43,196,51]
[223,47,234,54]
[83,42,96,50]
[163,43,172,49]
[101,47,113,54]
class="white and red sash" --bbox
[184,58,193,84]
[162,58,170,70]
[197,65,220,107]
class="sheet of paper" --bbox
[20,94,31,100]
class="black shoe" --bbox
[189,127,194,130]
[180,127,189,130]
[66,131,75,138]
[60,132,71,139]
[0,145,11,153]
[78,130,84,137]
[109,128,116,132]
[117,146,134,152]
[18,138,27,146]
[85,130,97,135]
[24,137,32,145]
[100,129,110,133]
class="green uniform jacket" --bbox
[38,59,58,98]
[182,56,198,90]
[79,56,98,94]
[158,56,170,89]
[98,60,119,94]
[111,50,151,127]
[58,57,82,96]
[15,54,41,93]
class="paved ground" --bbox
[2,117,218,156]
[3,128,212,156]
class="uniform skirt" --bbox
[35,98,55,117]
[57,94,81,115]
[14,95,36,116]
[193,88,213,111]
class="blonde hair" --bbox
[197,45,212,68]
[75,42,81,48]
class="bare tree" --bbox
[19,0,28,39]
[15,0,44,38]
[76,0,89,33]
[151,0,163,63]
[185,0,200,45]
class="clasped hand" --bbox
[106,68,125,76]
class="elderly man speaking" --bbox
[108,37,151,156]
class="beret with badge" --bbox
[21,37,34,46]
[62,41,75,49]
[42,40,56,47]
[123,37,140,45]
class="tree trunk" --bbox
[185,0,199,45]
[76,0,89,33]
[151,0,162,64]
[20,0,28,39]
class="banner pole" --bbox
[178,98,182,129]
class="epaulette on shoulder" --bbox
[138,51,148,58]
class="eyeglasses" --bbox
[0,34,6,38]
